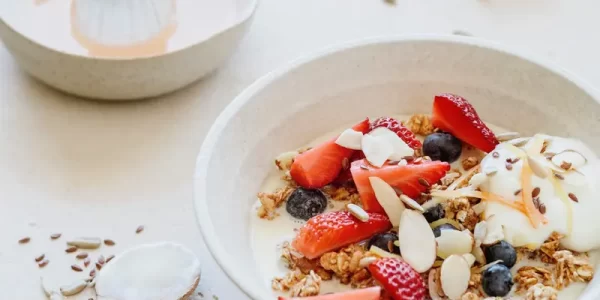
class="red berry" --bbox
[368,258,427,300]
[371,117,422,149]
[432,93,499,153]
[292,211,391,259]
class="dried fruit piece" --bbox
[440,255,471,299]
[398,210,436,272]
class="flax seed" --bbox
[35,254,45,262]
[136,225,145,234]
[18,237,30,244]
[66,246,78,253]
[492,152,500,158]
[103,239,116,246]
[554,173,564,180]
[514,189,522,196]
[568,193,579,203]
[71,265,83,272]
[106,254,115,263]
[50,233,62,240]
[418,178,430,188]
[38,259,49,268]
[76,252,88,259]
[532,187,541,198]
[505,162,513,171]
[84,257,90,267]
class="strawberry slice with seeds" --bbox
[292,210,391,259]
[368,258,427,300]
[277,286,381,300]
[432,93,499,153]
[290,119,370,188]
[351,159,450,213]
[371,117,422,149]
[333,150,366,185]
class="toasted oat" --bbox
[319,244,375,287]
[462,157,480,171]
[257,186,295,220]
[405,114,435,136]
[272,269,306,292]
[440,171,461,188]
[445,197,478,231]
[275,151,299,171]
[525,283,558,300]
[462,292,481,300]
[289,270,322,297]
[553,250,594,289]
[322,185,361,205]
[515,266,554,293]
[280,242,333,280]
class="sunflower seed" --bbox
[103,239,116,246]
[65,246,78,253]
[76,252,88,259]
[347,204,369,222]
[359,256,378,268]
[60,279,87,296]
[18,237,30,244]
[35,254,45,262]
[38,259,49,268]
[399,194,425,212]
[413,157,423,164]
[136,225,145,234]
[568,193,579,203]
[544,152,556,159]
[50,233,62,240]
[67,237,101,249]
[496,132,520,142]
[71,265,83,272]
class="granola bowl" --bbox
[194,35,600,300]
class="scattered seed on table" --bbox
[532,187,541,198]
[83,257,91,267]
[18,237,31,244]
[418,178,430,187]
[76,252,88,259]
[50,233,62,240]
[97,255,105,264]
[38,259,49,268]
[103,239,116,246]
[136,225,145,234]
[95,262,102,270]
[35,254,45,262]
[106,255,115,263]
[71,265,83,272]
[89,269,96,277]
[554,173,565,180]
[505,162,513,171]
[568,193,579,203]
[65,246,78,253]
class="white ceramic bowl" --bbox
[0,0,257,100]
[194,36,600,299]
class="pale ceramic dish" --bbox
[0,0,257,100]
[193,36,600,299]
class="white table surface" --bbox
[1,0,600,299]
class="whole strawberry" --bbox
[368,257,427,300]
[371,117,422,149]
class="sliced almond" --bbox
[369,177,405,227]
[473,221,487,247]
[468,173,487,188]
[399,194,425,212]
[496,132,520,142]
[440,255,471,300]
[362,134,394,167]
[67,237,102,249]
[462,253,476,267]
[436,229,474,259]
[369,245,402,259]
[369,127,414,161]
[335,128,364,150]
[471,245,486,264]
[358,256,378,268]
[551,150,587,170]
[398,210,436,272]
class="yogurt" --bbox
[480,135,600,252]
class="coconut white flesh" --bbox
[335,129,364,150]
[398,210,436,272]
[362,134,394,167]
[95,242,201,300]
[368,127,414,161]
[369,176,405,227]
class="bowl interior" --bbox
[194,37,600,299]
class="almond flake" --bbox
[398,210,436,272]
[441,255,471,299]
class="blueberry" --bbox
[423,204,445,223]
[432,223,457,238]
[367,232,400,255]
[423,132,462,163]
[286,188,327,220]
[484,241,517,268]
[482,264,514,297]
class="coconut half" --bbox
[95,242,201,300]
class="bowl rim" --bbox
[193,34,600,300]
[0,0,258,62]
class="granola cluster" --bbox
[321,184,361,205]
[444,197,479,231]
[320,244,376,288]
[515,266,553,293]
[553,250,594,289]
[272,269,322,297]
[525,283,558,300]
[257,186,295,220]
[404,114,436,136]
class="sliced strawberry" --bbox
[277,286,381,300]
[371,117,422,149]
[333,151,365,185]
[368,258,427,300]
[432,93,499,153]
[290,119,370,188]
[351,159,450,213]
[292,211,391,259]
